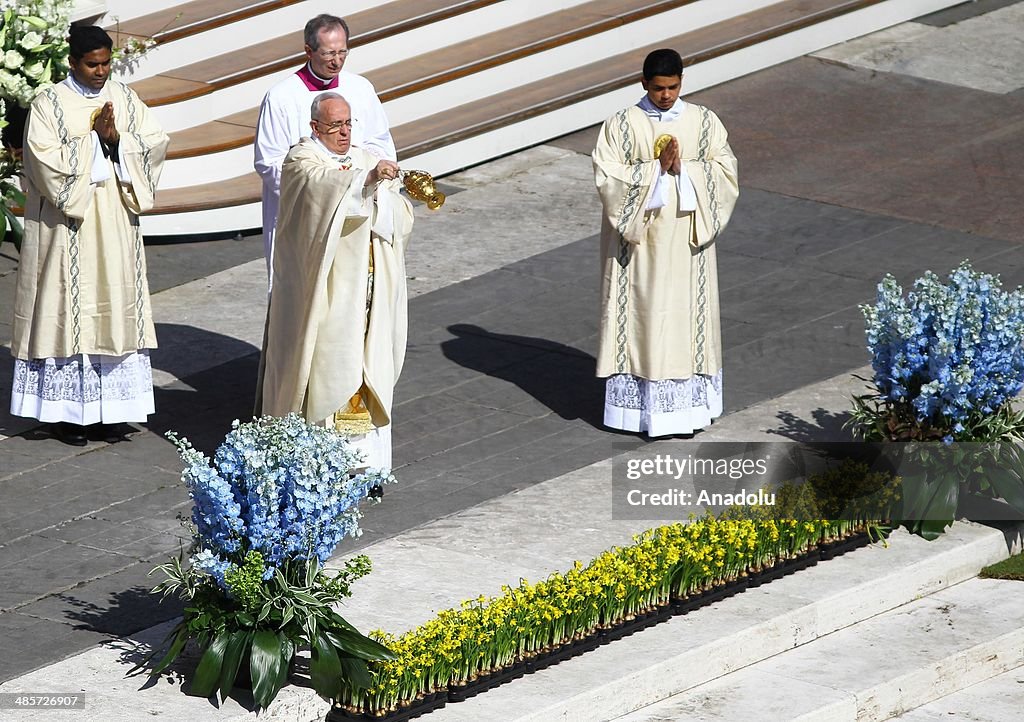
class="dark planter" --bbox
[328,690,449,722]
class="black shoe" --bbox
[101,423,129,443]
[52,422,88,446]
[368,484,384,499]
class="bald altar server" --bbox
[593,49,739,437]
[254,13,395,291]
[10,26,169,446]
[259,92,411,470]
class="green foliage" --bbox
[224,551,266,615]
[141,553,393,710]
[720,458,900,541]
[882,441,1024,541]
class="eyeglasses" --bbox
[315,48,349,61]
[314,119,353,134]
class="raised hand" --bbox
[659,137,680,175]
[366,159,400,186]
[92,102,119,146]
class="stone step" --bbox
[615,577,1024,722]
[140,0,970,235]
[893,665,1024,722]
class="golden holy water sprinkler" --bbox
[400,170,446,210]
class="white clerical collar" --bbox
[637,95,685,122]
[63,73,104,99]
[306,62,335,85]
[311,135,351,163]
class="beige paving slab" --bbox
[814,4,1024,93]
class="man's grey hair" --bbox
[311,92,348,121]
[304,14,350,49]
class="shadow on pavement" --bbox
[442,323,605,428]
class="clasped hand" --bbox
[366,159,400,186]
[92,102,119,146]
[658,137,681,175]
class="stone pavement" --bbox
[1,0,1023,705]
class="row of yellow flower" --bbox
[339,518,890,712]
[336,463,900,713]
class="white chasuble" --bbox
[259,139,412,469]
[593,102,738,435]
[10,80,168,424]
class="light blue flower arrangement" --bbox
[143,414,396,709]
[849,260,1024,539]
[853,260,1024,443]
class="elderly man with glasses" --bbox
[257,92,411,473]
[254,13,396,292]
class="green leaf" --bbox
[6,212,23,253]
[917,471,958,540]
[189,631,231,698]
[293,591,319,605]
[898,471,930,520]
[277,635,294,690]
[141,623,188,676]
[309,631,343,700]
[987,465,1024,516]
[218,630,251,701]
[305,558,319,588]
[21,15,47,29]
[257,601,273,624]
[326,626,395,661]
[274,567,288,589]
[281,605,294,628]
[337,653,373,691]
[250,629,286,709]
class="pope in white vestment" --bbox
[258,103,412,470]
[10,29,168,440]
[253,15,395,291]
[593,51,738,437]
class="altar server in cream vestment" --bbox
[10,26,169,446]
[254,13,395,292]
[259,92,411,470]
[593,49,738,437]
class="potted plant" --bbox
[848,260,1024,538]
[143,414,396,709]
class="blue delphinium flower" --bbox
[860,260,1024,440]
[168,415,393,590]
